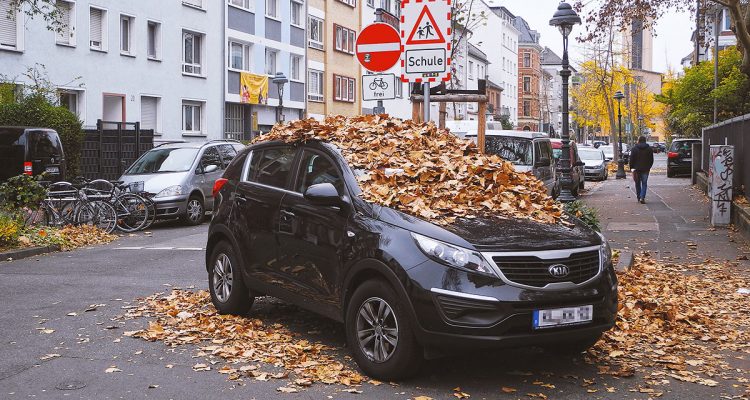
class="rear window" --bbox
[670,140,699,153]
[483,136,534,166]
[27,131,63,158]
[0,129,25,146]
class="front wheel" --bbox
[183,195,204,226]
[345,279,422,381]
[75,201,117,233]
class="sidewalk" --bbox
[582,164,750,268]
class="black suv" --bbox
[206,140,618,380]
[0,127,66,181]
[667,138,701,177]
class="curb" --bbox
[615,250,634,273]
[1,245,60,262]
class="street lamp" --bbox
[614,90,626,179]
[272,72,288,123]
[549,1,581,202]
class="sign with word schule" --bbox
[399,0,452,83]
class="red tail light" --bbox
[23,162,32,175]
[212,178,228,197]
[667,152,679,159]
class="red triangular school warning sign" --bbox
[405,6,446,45]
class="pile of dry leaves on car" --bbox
[254,115,563,225]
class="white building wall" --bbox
[0,0,223,141]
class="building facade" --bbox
[465,43,489,120]
[514,16,542,131]
[686,6,737,67]
[541,47,563,136]
[0,0,224,140]
[306,0,362,119]
[223,0,307,139]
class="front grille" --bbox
[492,250,600,288]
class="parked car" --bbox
[592,140,607,148]
[647,141,660,154]
[579,147,609,181]
[667,138,701,178]
[119,140,245,225]
[550,139,585,195]
[657,142,667,153]
[465,130,560,198]
[599,144,629,164]
[0,127,66,182]
[206,139,618,380]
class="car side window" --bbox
[534,141,544,162]
[254,146,297,188]
[295,150,344,194]
[217,144,237,169]
[199,146,221,172]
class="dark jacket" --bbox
[629,142,654,173]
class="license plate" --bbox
[45,166,59,173]
[533,305,593,329]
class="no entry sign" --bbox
[356,23,402,72]
[400,0,452,83]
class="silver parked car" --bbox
[119,140,245,225]
[579,147,608,181]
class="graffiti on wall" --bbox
[709,145,734,226]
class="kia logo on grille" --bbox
[548,264,570,278]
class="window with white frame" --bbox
[395,81,403,98]
[367,0,373,7]
[89,7,107,51]
[58,89,82,118]
[468,60,474,79]
[308,16,323,50]
[183,0,204,9]
[265,48,277,75]
[291,0,303,26]
[266,0,278,18]
[229,0,253,11]
[120,15,134,55]
[290,54,302,81]
[182,100,204,134]
[182,30,204,75]
[337,0,355,7]
[308,69,324,102]
[381,0,391,13]
[334,24,355,54]
[147,21,161,59]
[56,1,75,46]
[140,96,160,133]
[334,74,355,102]
[0,0,21,50]
[229,41,251,70]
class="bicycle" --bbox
[36,181,118,233]
[369,77,388,90]
[78,178,151,233]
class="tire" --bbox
[208,241,254,315]
[183,195,205,226]
[543,333,602,356]
[115,193,149,232]
[75,200,118,233]
[345,279,422,381]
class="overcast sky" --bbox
[485,0,694,73]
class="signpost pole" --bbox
[423,83,430,122]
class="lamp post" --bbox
[272,72,288,123]
[549,1,581,202]
[614,90,626,179]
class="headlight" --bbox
[411,232,498,278]
[597,232,612,267]
[155,185,183,198]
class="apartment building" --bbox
[307,0,362,119]
[465,44,489,120]
[683,7,736,68]
[223,0,306,139]
[0,0,223,140]
[515,16,542,131]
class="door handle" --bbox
[280,209,295,218]
[236,193,248,203]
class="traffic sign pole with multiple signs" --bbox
[356,22,401,114]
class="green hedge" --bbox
[0,95,84,176]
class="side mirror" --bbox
[535,157,551,167]
[203,164,219,174]
[304,183,341,207]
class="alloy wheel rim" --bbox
[187,200,202,221]
[213,253,233,302]
[356,297,398,363]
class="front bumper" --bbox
[584,168,606,180]
[403,257,618,349]
[151,195,188,218]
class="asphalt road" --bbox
[0,158,747,399]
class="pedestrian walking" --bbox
[629,136,654,204]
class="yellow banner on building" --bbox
[240,72,268,105]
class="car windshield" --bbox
[483,136,533,166]
[125,148,199,174]
[670,140,699,154]
[579,149,604,160]
[600,145,614,155]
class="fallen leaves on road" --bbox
[255,115,563,225]
[58,225,117,250]
[122,290,364,389]
[590,255,750,389]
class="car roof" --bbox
[153,139,242,149]
[464,129,549,139]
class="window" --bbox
[523,100,531,117]
[291,0,303,26]
[183,0,204,9]
[183,31,204,75]
[182,100,204,134]
[523,53,531,68]
[0,0,21,50]
[334,74,355,102]
[367,0,374,7]
[89,7,107,51]
[229,0,253,11]
[338,0,356,7]
[395,81,403,98]
[296,150,343,194]
[265,48,277,75]
[59,90,81,117]
[56,1,75,46]
[290,54,302,81]
[523,76,531,93]
[200,147,222,171]
[251,147,297,188]
[266,0,278,18]
[147,21,161,59]
[468,60,474,79]
[218,144,238,169]
[308,69,324,102]
[381,0,391,12]
[308,16,323,50]
[120,15,134,55]
[723,9,731,31]
[334,24,355,54]
[140,96,159,133]
[229,41,251,70]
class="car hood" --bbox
[118,172,189,195]
[513,165,533,173]
[375,206,602,252]
[583,159,605,167]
